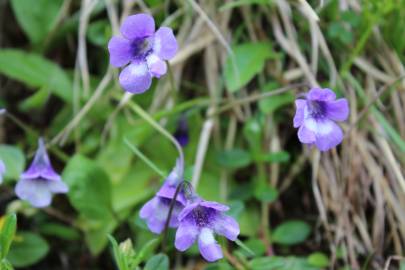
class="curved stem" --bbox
[129,101,185,178]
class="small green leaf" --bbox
[108,235,129,270]
[39,223,80,241]
[308,252,329,268]
[0,50,73,103]
[132,238,159,267]
[216,149,252,169]
[144,254,169,270]
[0,145,25,181]
[272,220,311,245]
[257,151,290,163]
[254,184,278,203]
[11,0,63,44]
[224,42,276,92]
[0,214,17,259]
[259,92,295,114]
[7,232,49,268]
[87,20,112,47]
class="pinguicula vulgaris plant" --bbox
[108,13,178,94]
[294,87,349,151]
[15,138,68,208]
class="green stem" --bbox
[128,101,185,177]
[124,138,166,178]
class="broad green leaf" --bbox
[216,149,252,169]
[0,145,25,181]
[63,155,116,255]
[63,155,113,220]
[87,20,112,47]
[19,87,50,111]
[259,92,295,114]
[224,42,276,92]
[8,232,49,268]
[250,256,320,270]
[0,50,73,103]
[307,252,329,268]
[0,214,17,259]
[258,151,290,163]
[272,220,311,245]
[11,0,63,44]
[144,254,169,270]
[38,223,80,241]
[254,183,278,203]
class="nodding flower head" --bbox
[108,13,178,94]
[139,159,187,234]
[175,198,240,262]
[15,138,68,208]
[174,114,189,147]
[0,160,5,184]
[293,87,349,151]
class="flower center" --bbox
[308,100,327,119]
[192,207,214,227]
[130,37,153,60]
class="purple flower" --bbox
[139,159,186,234]
[174,115,189,147]
[108,13,178,94]
[294,88,349,151]
[0,160,5,184]
[175,198,240,262]
[15,139,68,208]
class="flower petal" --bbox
[307,88,336,102]
[120,14,155,40]
[298,123,316,144]
[140,197,158,219]
[108,36,132,67]
[0,160,5,184]
[146,54,167,78]
[198,228,223,262]
[325,98,349,122]
[153,27,178,60]
[314,120,344,151]
[119,61,152,94]
[15,179,53,208]
[21,139,61,181]
[293,99,306,128]
[175,218,198,251]
[48,180,69,193]
[178,202,200,221]
[214,214,240,241]
[200,201,229,212]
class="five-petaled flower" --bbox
[15,139,68,208]
[0,160,5,184]
[139,159,187,234]
[175,197,240,262]
[108,13,178,94]
[294,88,349,151]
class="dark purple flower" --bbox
[15,139,68,208]
[139,159,186,234]
[294,88,349,151]
[0,160,5,184]
[108,13,178,94]
[175,198,240,262]
[174,115,189,147]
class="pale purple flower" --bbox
[0,160,5,184]
[294,88,349,151]
[175,198,240,262]
[15,139,68,208]
[140,159,186,234]
[108,13,178,94]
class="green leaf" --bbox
[132,238,159,267]
[7,232,49,268]
[254,184,278,203]
[62,155,116,254]
[0,50,73,103]
[257,151,290,163]
[87,20,112,47]
[224,42,276,92]
[38,223,80,241]
[307,252,329,268]
[259,92,295,114]
[19,87,50,111]
[272,220,311,245]
[0,145,25,181]
[250,256,321,270]
[11,0,63,44]
[216,149,252,169]
[144,254,169,270]
[108,236,129,270]
[0,214,17,259]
